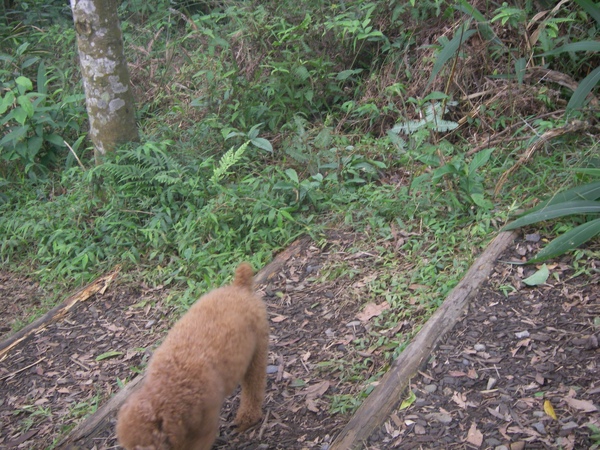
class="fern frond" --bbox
[211,141,249,183]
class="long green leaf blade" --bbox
[567,65,600,111]
[427,25,477,88]
[454,0,502,45]
[539,41,600,57]
[571,168,600,177]
[574,0,600,26]
[529,218,600,263]
[37,61,47,95]
[525,181,600,213]
[503,200,600,230]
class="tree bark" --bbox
[70,0,139,164]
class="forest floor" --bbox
[0,232,598,450]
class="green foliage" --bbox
[330,393,364,415]
[0,140,312,292]
[504,177,600,263]
[588,423,600,448]
[2,3,599,430]
[1,0,597,324]
[2,0,72,27]
[427,22,476,88]
[0,64,86,178]
[491,3,526,29]
[176,1,394,133]
[210,141,249,184]
[390,95,459,135]
[389,95,493,212]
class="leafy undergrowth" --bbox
[0,0,599,423]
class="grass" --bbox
[0,0,599,427]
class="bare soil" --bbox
[0,233,598,450]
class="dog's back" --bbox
[117,262,268,450]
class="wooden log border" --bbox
[56,236,311,448]
[0,266,120,362]
[330,230,516,450]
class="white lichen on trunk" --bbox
[70,0,138,163]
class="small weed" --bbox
[588,423,600,449]
[68,394,100,420]
[330,393,364,415]
[12,404,52,433]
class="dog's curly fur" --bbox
[116,263,269,450]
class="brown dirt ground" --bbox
[367,237,600,450]
[0,232,598,450]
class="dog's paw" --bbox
[233,410,262,432]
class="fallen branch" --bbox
[329,231,516,450]
[0,266,120,361]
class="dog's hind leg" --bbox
[234,336,268,430]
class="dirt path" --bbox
[0,233,598,450]
[367,239,599,450]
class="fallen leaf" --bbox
[448,371,467,377]
[563,397,598,412]
[452,391,477,409]
[544,399,558,420]
[523,264,549,286]
[95,351,123,361]
[466,422,483,447]
[535,373,545,385]
[271,315,288,323]
[556,435,575,450]
[408,284,428,291]
[467,368,478,379]
[399,389,416,410]
[499,424,510,440]
[356,301,390,322]
[510,338,531,356]
[302,381,330,399]
[290,378,307,387]
[487,406,510,421]
[306,398,320,413]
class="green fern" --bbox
[211,141,249,184]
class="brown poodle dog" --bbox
[116,263,269,450]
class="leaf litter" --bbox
[0,233,598,450]
[366,236,599,450]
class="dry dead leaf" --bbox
[452,391,477,409]
[305,398,320,413]
[466,422,483,447]
[563,397,598,413]
[271,315,288,323]
[408,284,428,291]
[356,301,390,322]
[510,338,531,356]
[467,368,478,379]
[302,381,330,400]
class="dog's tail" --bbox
[233,262,254,289]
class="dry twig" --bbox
[494,120,592,196]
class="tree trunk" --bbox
[70,0,139,164]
